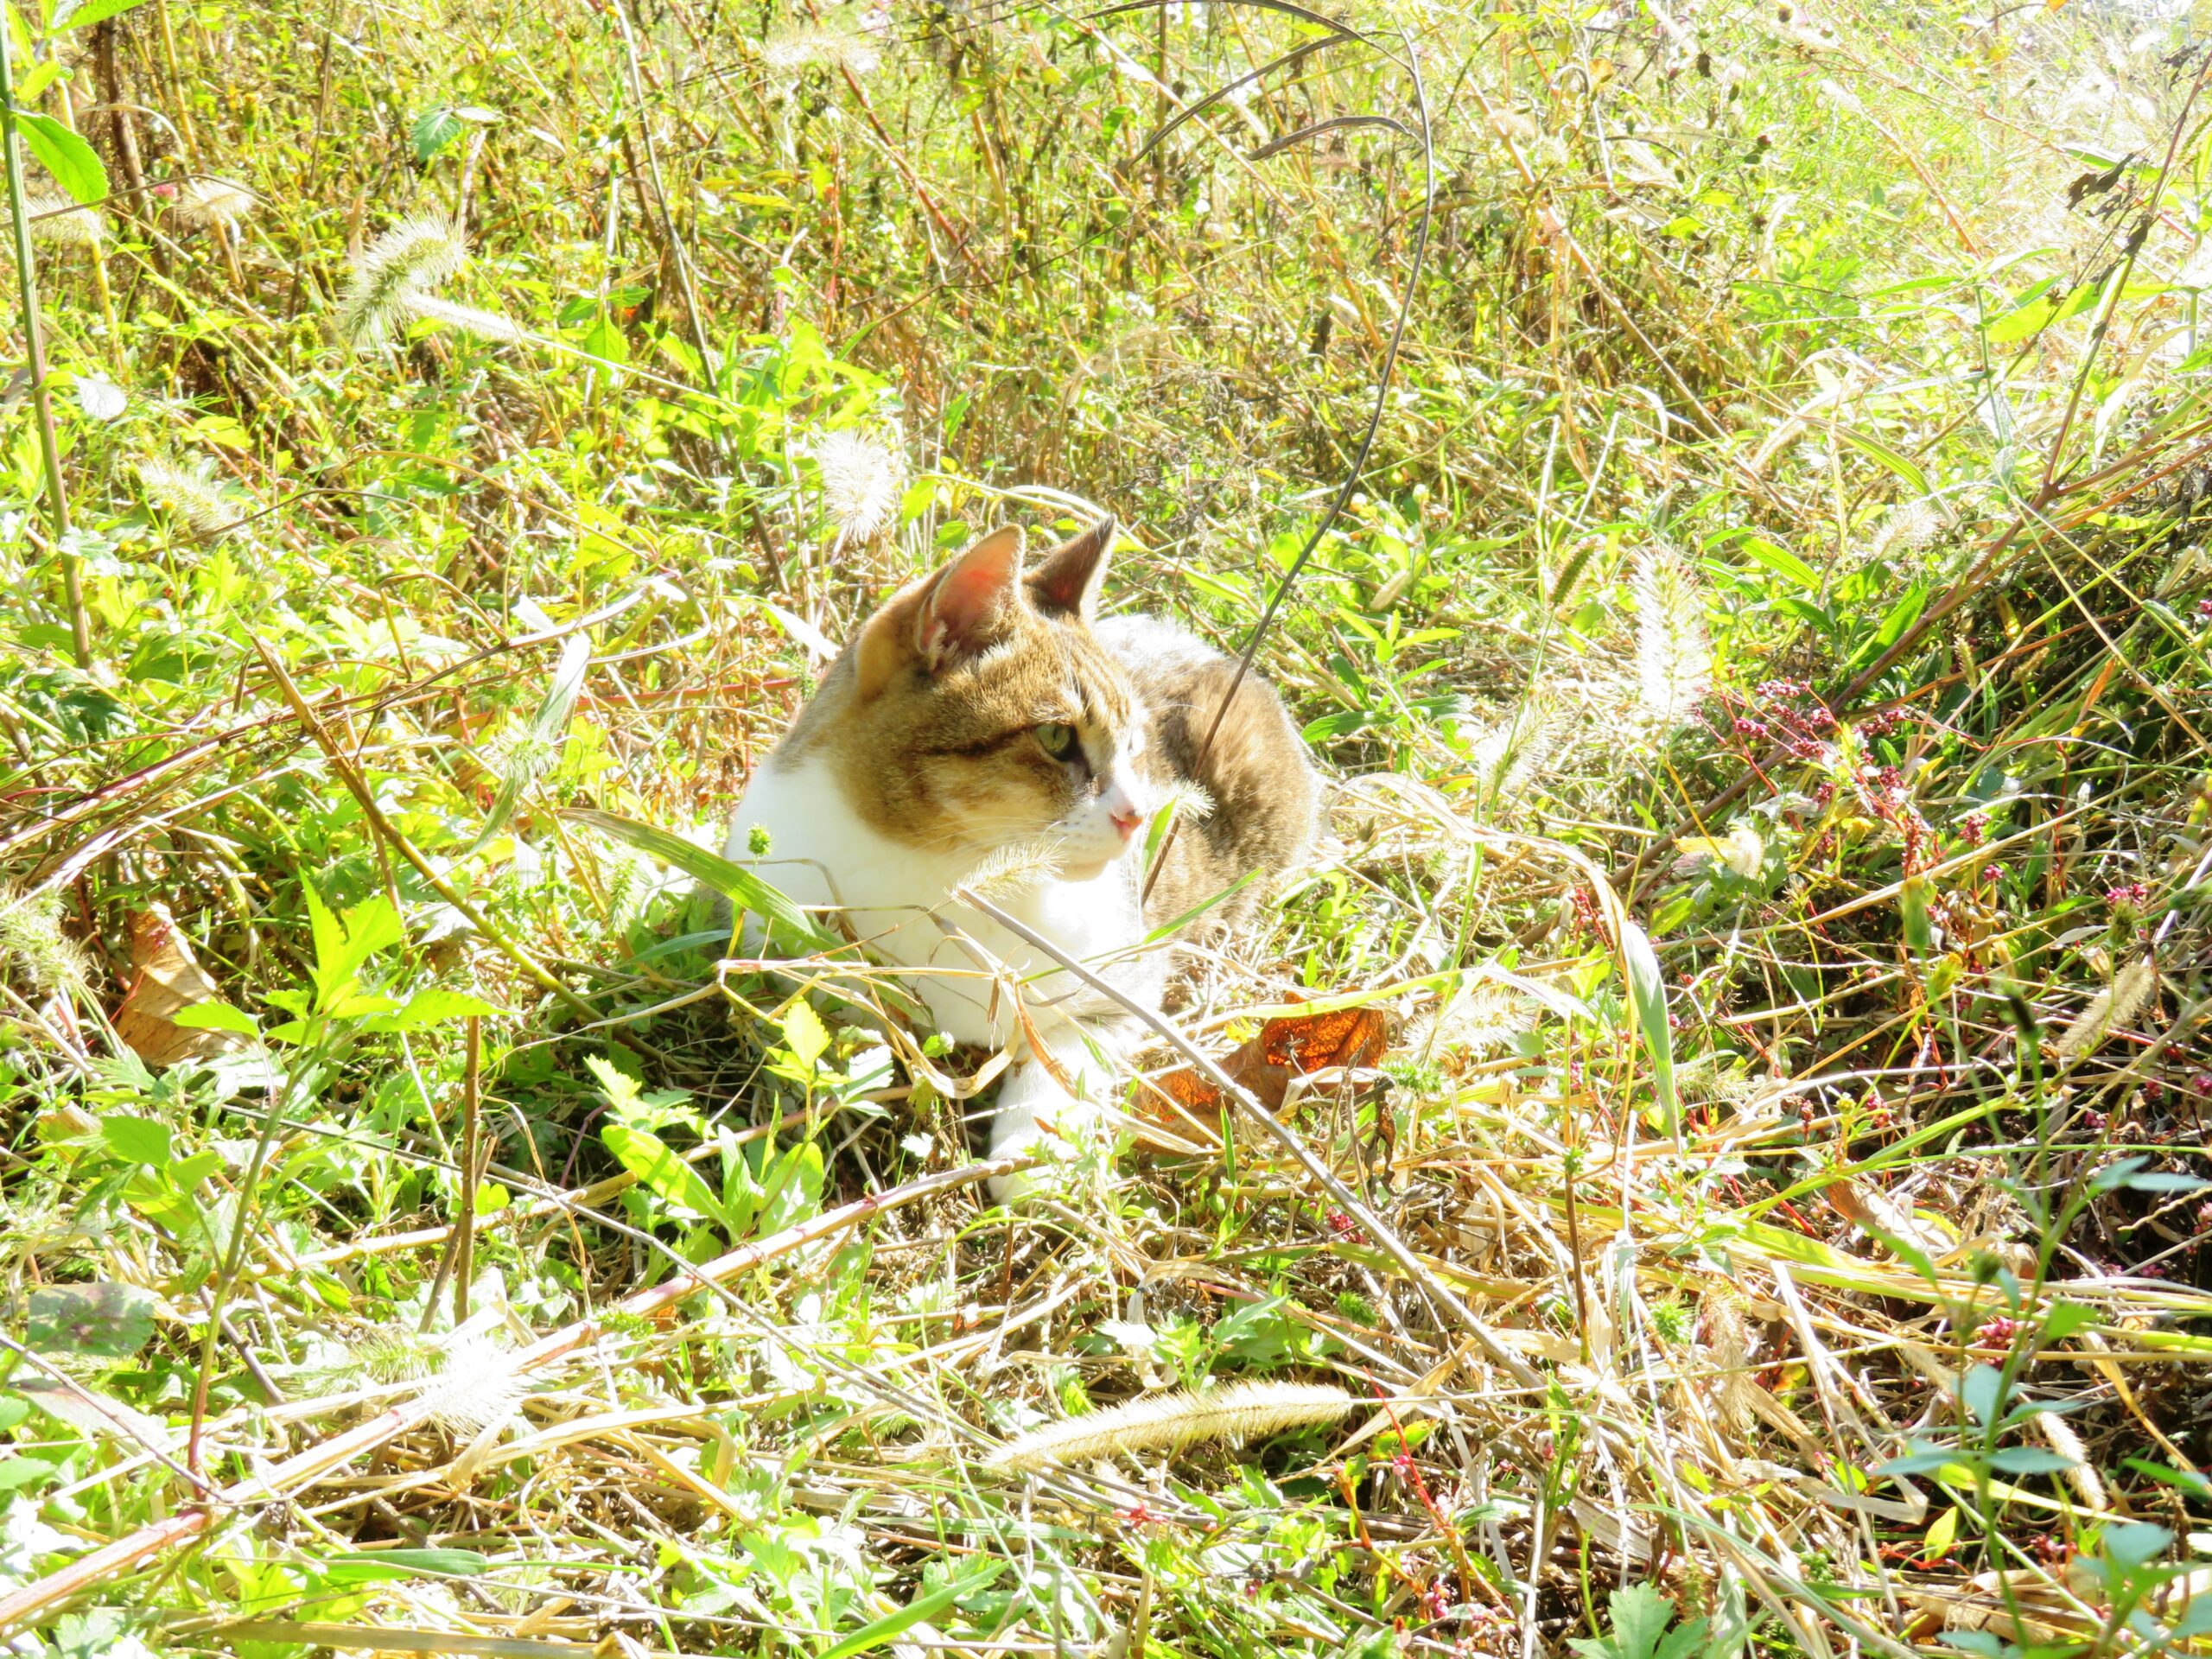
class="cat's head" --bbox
[823,516,1150,873]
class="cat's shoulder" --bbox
[1091,612,1225,684]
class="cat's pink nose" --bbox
[1110,806,1143,840]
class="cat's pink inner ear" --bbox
[1027,514,1115,619]
[917,525,1026,669]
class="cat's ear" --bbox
[917,524,1027,669]
[1027,514,1115,620]
[857,525,1027,694]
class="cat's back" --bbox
[1094,614,1319,931]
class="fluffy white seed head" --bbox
[338,214,469,349]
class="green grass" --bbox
[1,0,2209,1656]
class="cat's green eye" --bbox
[1035,722,1078,760]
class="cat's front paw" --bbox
[985,1057,1103,1204]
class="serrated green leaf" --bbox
[364,988,505,1032]
[12,109,105,204]
[781,998,830,1071]
[55,0,151,29]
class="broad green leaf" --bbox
[1959,1363,2004,1427]
[818,1561,1003,1659]
[100,1116,171,1166]
[580,315,629,366]
[2103,1522,2172,1570]
[56,0,152,29]
[11,110,105,205]
[27,1281,157,1357]
[410,105,464,162]
[781,998,830,1071]
[1900,876,1932,955]
[602,1123,728,1228]
[563,808,836,951]
[171,1000,257,1036]
[2041,1300,2097,1341]
[1988,1447,2077,1475]
[0,1458,54,1492]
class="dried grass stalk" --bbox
[988,1381,1357,1471]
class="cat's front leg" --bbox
[986,1027,1117,1201]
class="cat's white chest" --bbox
[725,755,1147,1046]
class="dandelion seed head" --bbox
[761,11,884,73]
[174,176,257,229]
[811,429,906,540]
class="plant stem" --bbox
[0,29,92,670]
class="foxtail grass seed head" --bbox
[137,458,240,538]
[988,1381,1356,1471]
[404,292,525,344]
[760,8,887,73]
[811,429,906,541]
[338,214,470,349]
[174,176,257,228]
[2051,953,2158,1061]
[1631,546,1713,733]
[0,885,86,997]
[24,194,105,249]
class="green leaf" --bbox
[172,1000,257,1036]
[818,1560,1003,1659]
[319,1548,492,1585]
[580,315,629,366]
[55,0,152,29]
[1833,429,1930,498]
[26,1281,157,1357]
[410,105,465,163]
[2041,1300,2096,1341]
[14,60,60,103]
[1566,1583,1708,1659]
[1923,1506,1960,1556]
[1738,536,1821,592]
[602,1123,728,1228]
[1959,1363,2004,1427]
[1900,876,1933,956]
[1987,1447,2076,1475]
[753,1141,823,1237]
[563,808,836,951]
[11,109,106,206]
[1618,918,1678,1134]
[781,998,830,1071]
[0,1458,55,1492]
[2103,1522,2172,1570]
[100,1116,171,1166]
[471,632,590,853]
[365,988,506,1032]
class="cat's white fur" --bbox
[725,690,1166,1193]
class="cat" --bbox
[725,515,1318,1194]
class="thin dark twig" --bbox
[1144,22,1433,904]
